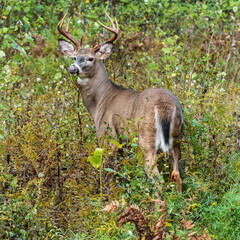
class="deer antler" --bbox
[58,13,83,51]
[93,12,120,51]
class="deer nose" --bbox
[69,65,79,75]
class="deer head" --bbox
[58,13,119,80]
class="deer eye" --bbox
[88,57,94,62]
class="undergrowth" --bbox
[0,0,240,239]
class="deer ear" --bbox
[58,39,77,58]
[96,43,113,60]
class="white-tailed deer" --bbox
[58,13,184,192]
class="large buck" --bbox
[58,13,184,192]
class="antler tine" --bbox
[80,35,83,47]
[105,12,116,29]
[114,17,119,32]
[96,34,99,46]
[57,13,81,50]
[93,12,120,51]
[57,13,66,30]
[65,16,72,32]
[98,13,119,37]
[105,13,120,33]
[98,21,117,35]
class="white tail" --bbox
[58,13,184,192]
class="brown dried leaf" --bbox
[187,231,198,236]
[159,201,167,213]
[181,209,185,218]
[121,198,125,209]
[154,214,166,231]
[102,200,120,213]
[198,227,211,240]
[184,220,195,230]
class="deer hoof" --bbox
[171,170,182,192]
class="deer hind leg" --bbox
[144,149,163,192]
[170,144,182,192]
[139,134,161,189]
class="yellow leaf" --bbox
[187,203,198,213]
[109,139,123,149]
[165,222,171,227]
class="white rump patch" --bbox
[154,106,176,152]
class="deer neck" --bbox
[77,61,120,119]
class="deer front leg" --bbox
[170,145,182,192]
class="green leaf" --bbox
[11,178,18,187]
[13,54,22,63]
[36,4,44,12]
[164,2,169,8]
[19,229,27,236]
[0,50,6,58]
[109,139,123,149]
[2,27,8,34]
[162,47,171,54]
[148,62,158,70]
[104,168,117,173]
[191,119,199,127]
[3,6,12,15]
[38,172,44,178]
[4,174,12,179]
[104,168,129,181]
[54,72,62,80]
[23,16,30,25]
[37,84,45,94]
[88,148,104,169]
[11,41,27,56]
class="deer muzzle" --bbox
[69,65,79,75]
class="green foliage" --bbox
[88,148,104,169]
[1,0,240,239]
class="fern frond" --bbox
[152,200,167,240]
[118,205,153,240]
[180,210,211,240]
[102,200,120,213]
[103,200,153,239]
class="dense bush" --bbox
[0,0,239,239]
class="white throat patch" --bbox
[77,77,89,85]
